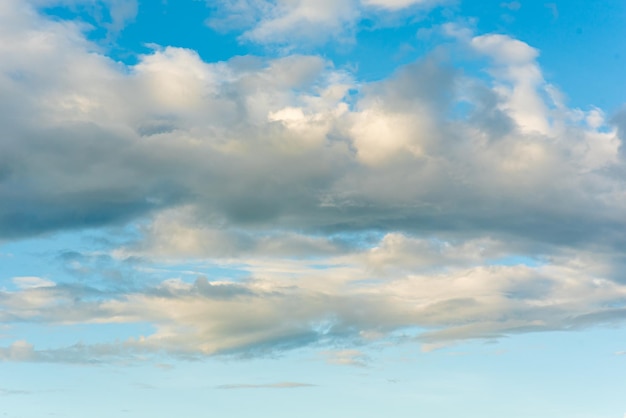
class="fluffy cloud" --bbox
[4,2,622,245]
[1,3,626,362]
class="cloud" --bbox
[2,235,626,362]
[12,277,56,290]
[323,349,370,367]
[206,0,447,47]
[2,4,623,248]
[2,3,626,363]
[216,382,316,389]
[206,0,359,46]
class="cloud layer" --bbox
[1,1,626,363]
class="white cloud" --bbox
[207,0,447,47]
[244,0,358,46]
[12,277,55,290]
[207,0,359,46]
[470,34,550,134]
[349,108,429,165]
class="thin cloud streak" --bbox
[216,382,316,389]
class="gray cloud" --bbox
[2,3,626,363]
[1,4,624,253]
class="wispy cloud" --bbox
[323,349,370,367]
[0,387,33,396]
[206,0,448,47]
[2,239,626,364]
[500,1,521,11]
[216,382,316,390]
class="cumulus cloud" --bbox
[1,3,626,363]
[3,3,622,246]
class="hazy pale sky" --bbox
[1,0,626,417]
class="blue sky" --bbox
[1,0,626,416]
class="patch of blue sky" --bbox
[459,0,626,111]
[378,329,626,418]
[40,4,110,40]
[488,255,544,268]
[41,1,254,65]
[140,261,252,283]
[307,262,349,270]
[3,253,112,291]
[114,0,255,65]
[1,242,79,290]
[0,226,152,293]
[328,230,387,250]
[324,10,451,82]
[3,328,625,418]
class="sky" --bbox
[1,0,626,416]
